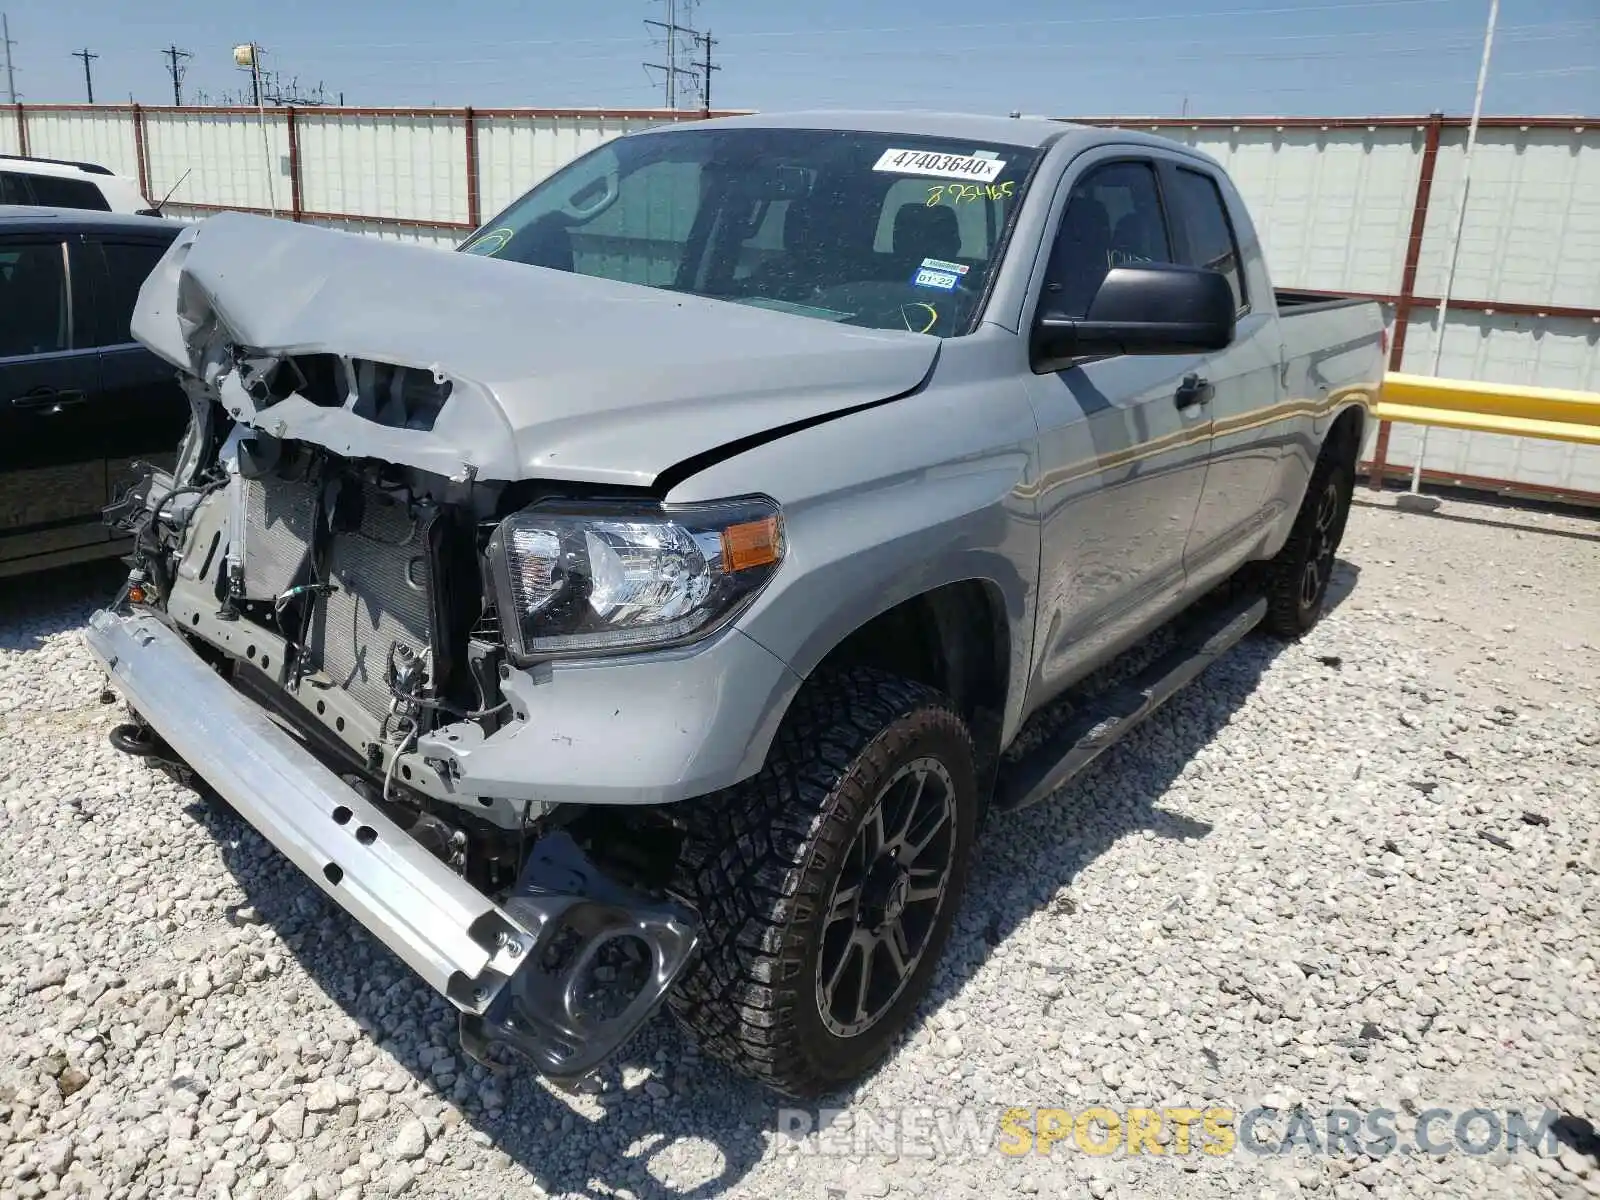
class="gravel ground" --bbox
[1,492,1597,1200]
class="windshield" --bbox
[460,127,1040,337]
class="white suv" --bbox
[0,154,156,214]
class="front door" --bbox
[0,235,108,567]
[1021,156,1212,706]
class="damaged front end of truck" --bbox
[83,217,798,1080]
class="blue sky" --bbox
[6,0,1597,116]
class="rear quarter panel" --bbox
[1266,302,1384,553]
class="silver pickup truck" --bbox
[87,112,1382,1098]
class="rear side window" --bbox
[1169,168,1247,311]
[25,173,111,211]
[95,241,169,345]
[0,242,71,357]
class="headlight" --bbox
[486,497,784,660]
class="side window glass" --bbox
[569,156,703,287]
[96,241,169,346]
[0,172,34,206]
[0,242,70,357]
[25,175,111,211]
[1170,168,1247,311]
[1043,161,1171,318]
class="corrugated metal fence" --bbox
[6,103,1598,498]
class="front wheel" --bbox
[667,667,978,1097]
[1262,448,1354,637]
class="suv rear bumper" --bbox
[84,608,700,1077]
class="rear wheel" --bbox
[1263,447,1354,637]
[667,667,977,1097]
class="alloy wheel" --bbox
[815,757,957,1038]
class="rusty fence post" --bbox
[463,106,480,229]
[131,103,150,203]
[1369,111,1445,489]
[286,106,303,221]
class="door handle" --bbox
[1174,373,1213,411]
[10,387,87,412]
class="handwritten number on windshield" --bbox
[927,181,1015,206]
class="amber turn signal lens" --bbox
[127,585,147,605]
[721,516,782,572]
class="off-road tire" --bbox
[1262,444,1354,638]
[667,666,978,1097]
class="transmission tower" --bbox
[643,0,701,110]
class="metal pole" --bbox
[253,48,277,217]
[1408,0,1498,496]
[2,14,15,107]
[701,30,715,116]
[73,47,96,103]
[665,0,676,109]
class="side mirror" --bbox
[1031,264,1237,373]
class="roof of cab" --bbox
[0,206,185,235]
[647,110,1079,148]
[631,110,1220,164]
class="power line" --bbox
[163,44,191,106]
[306,0,1474,52]
[301,17,1591,78]
[71,46,96,104]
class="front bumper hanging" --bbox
[85,609,700,1078]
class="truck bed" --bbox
[1275,288,1378,317]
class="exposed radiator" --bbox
[240,475,436,724]
[241,476,316,601]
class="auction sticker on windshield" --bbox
[873,148,1007,182]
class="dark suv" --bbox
[0,207,189,577]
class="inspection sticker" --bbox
[874,148,1007,182]
[911,265,961,291]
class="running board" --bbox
[994,594,1268,812]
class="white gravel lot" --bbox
[1,492,1597,1200]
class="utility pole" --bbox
[72,46,96,103]
[697,30,718,116]
[2,13,16,105]
[644,0,700,110]
[163,44,191,105]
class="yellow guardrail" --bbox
[1375,373,1600,445]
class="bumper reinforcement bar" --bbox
[85,609,700,1078]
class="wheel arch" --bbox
[1322,402,1366,471]
[794,578,1012,790]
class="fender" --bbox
[665,332,1044,748]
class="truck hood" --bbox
[132,212,939,488]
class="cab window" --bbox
[1042,160,1173,319]
[1167,167,1247,312]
